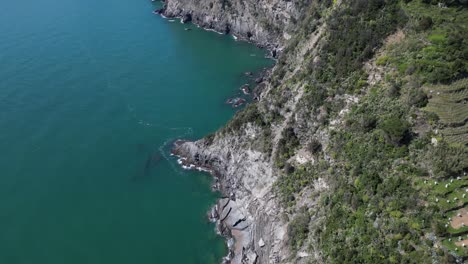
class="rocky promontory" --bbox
[172,136,289,264]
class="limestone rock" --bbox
[258,238,265,247]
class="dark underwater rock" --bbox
[182,13,192,23]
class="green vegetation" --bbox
[224,104,266,132]
[287,209,311,250]
[207,0,467,261]
[271,0,468,262]
[423,78,468,146]
[310,0,406,91]
[276,126,300,168]
[443,124,468,146]
[385,1,468,83]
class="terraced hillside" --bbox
[424,78,468,145]
[416,175,468,255]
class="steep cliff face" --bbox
[165,0,333,263]
[171,6,329,260]
[163,0,305,49]
[167,0,468,263]
[174,133,285,264]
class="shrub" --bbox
[307,139,322,154]
[379,116,411,145]
[418,16,433,31]
[288,211,310,249]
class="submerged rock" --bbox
[240,84,250,95]
[233,98,246,108]
[153,8,164,15]
[226,97,246,108]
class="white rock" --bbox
[258,238,265,247]
[245,251,257,264]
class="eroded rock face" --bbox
[173,135,289,264]
[163,0,303,49]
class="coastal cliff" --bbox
[163,0,306,50]
[165,0,468,263]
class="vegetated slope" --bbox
[173,0,468,262]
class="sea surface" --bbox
[0,0,272,263]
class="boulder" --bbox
[240,84,250,95]
[233,98,246,108]
[258,238,265,247]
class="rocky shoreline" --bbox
[152,0,284,59]
[166,62,275,264]
[151,0,305,262]
[171,140,236,263]
[171,127,289,264]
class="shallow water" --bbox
[0,0,272,263]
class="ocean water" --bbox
[0,0,272,263]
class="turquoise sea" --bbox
[0,0,272,263]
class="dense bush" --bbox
[224,104,266,132]
[387,1,468,83]
[379,116,411,145]
[308,0,406,92]
[288,210,310,250]
[275,126,300,168]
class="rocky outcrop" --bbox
[173,133,289,264]
[163,0,304,50]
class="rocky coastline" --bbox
[152,0,301,58]
[165,62,275,263]
[154,0,468,263]
[171,136,288,264]
[154,0,309,263]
